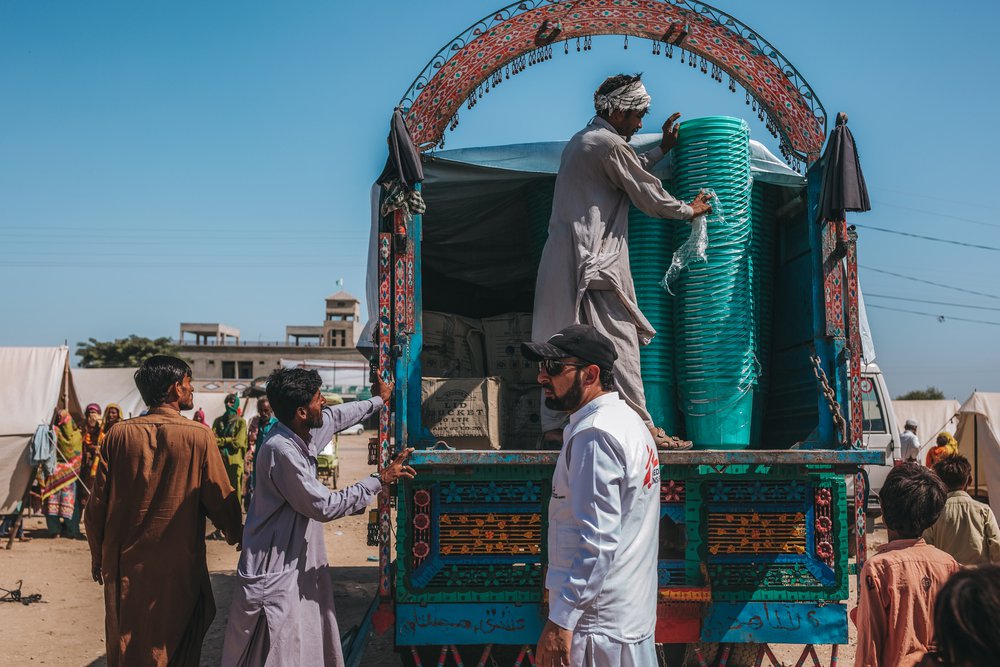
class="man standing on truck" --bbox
[532,72,712,451]
[522,325,660,667]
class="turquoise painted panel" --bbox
[396,602,542,646]
[701,602,847,644]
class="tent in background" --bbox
[69,367,146,421]
[67,367,259,429]
[893,399,962,464]
[956,393,1000,519]
[0,347,70,514]
[279,359,369,397]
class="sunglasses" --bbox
[538,360,590,375]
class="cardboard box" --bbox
[504,382,542,450]
[421,377,502,450]
[421,311,486,378]
[482,312,537,385]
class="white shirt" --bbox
[546,392,660,642]
[899,430,920,462]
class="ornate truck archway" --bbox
[400,0,827,169]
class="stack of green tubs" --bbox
[672,117,756,449]
[629,196,678,435]
[750,182,777,444]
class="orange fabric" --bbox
[925,433,958,467]
[925,444,958,467]
[853,538,959,667]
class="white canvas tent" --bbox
[893,399,962,464]
[68,367,258,429]
[955,392,1000,519]
[0,347,70,514]
[279,359,369,396]
[69,367,146,421]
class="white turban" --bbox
[594,79,651,114]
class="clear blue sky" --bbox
[2,1,999,400]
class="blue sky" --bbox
[2,1,999,400]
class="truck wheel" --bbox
[683,642,761,667]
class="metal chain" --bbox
[809,353,847,446]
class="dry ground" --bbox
[1,436,880,666]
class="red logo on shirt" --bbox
[643,445,660,489]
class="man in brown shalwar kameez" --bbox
[532,73,712,450]
[85,355,243,667]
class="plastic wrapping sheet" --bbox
[662,189,717,292]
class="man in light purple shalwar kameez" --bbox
[222,368,414,667]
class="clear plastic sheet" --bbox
[661,189,720,294]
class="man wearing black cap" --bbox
[522,324,660,667]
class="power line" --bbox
[866,303,1000,327]
[855,224,1000,252]
[876,188,1000,214]
[865,293,1000,312]
[860,265,1000,301]
[871,199,1000,229]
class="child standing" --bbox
[855,463,960,667]
[923,455,1000,566]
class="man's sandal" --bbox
[651,428,693,451]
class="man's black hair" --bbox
[934,565,1000,667]
[134,355,192,408]
[265,368,323,423]
[597,72,642,97]
[596,72,643,118]
[599,368,615,392]
[933,454,972,492]
[879,462,947,538]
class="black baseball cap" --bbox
[520,324,617,372]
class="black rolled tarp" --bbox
[819,112,871,222]
[376,108,424,190]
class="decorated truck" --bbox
[360,2,884,665]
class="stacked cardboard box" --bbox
[421,311,486,378]
[482,313,537,385]
[421,377,502,450]
[419,312,542,450]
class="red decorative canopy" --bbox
[399,0,826,166]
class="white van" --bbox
[847,362,901,515]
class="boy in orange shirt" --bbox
[854,463,960,667]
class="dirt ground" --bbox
[0,436,883,666]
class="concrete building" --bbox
[178,292,367,393]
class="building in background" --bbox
[178,291,368,395]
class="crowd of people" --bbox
[0,393,275,543]
[853,459,1000,667]
[521,324,1000,667]
[5,71,1000,667]
[69,355,410,667]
